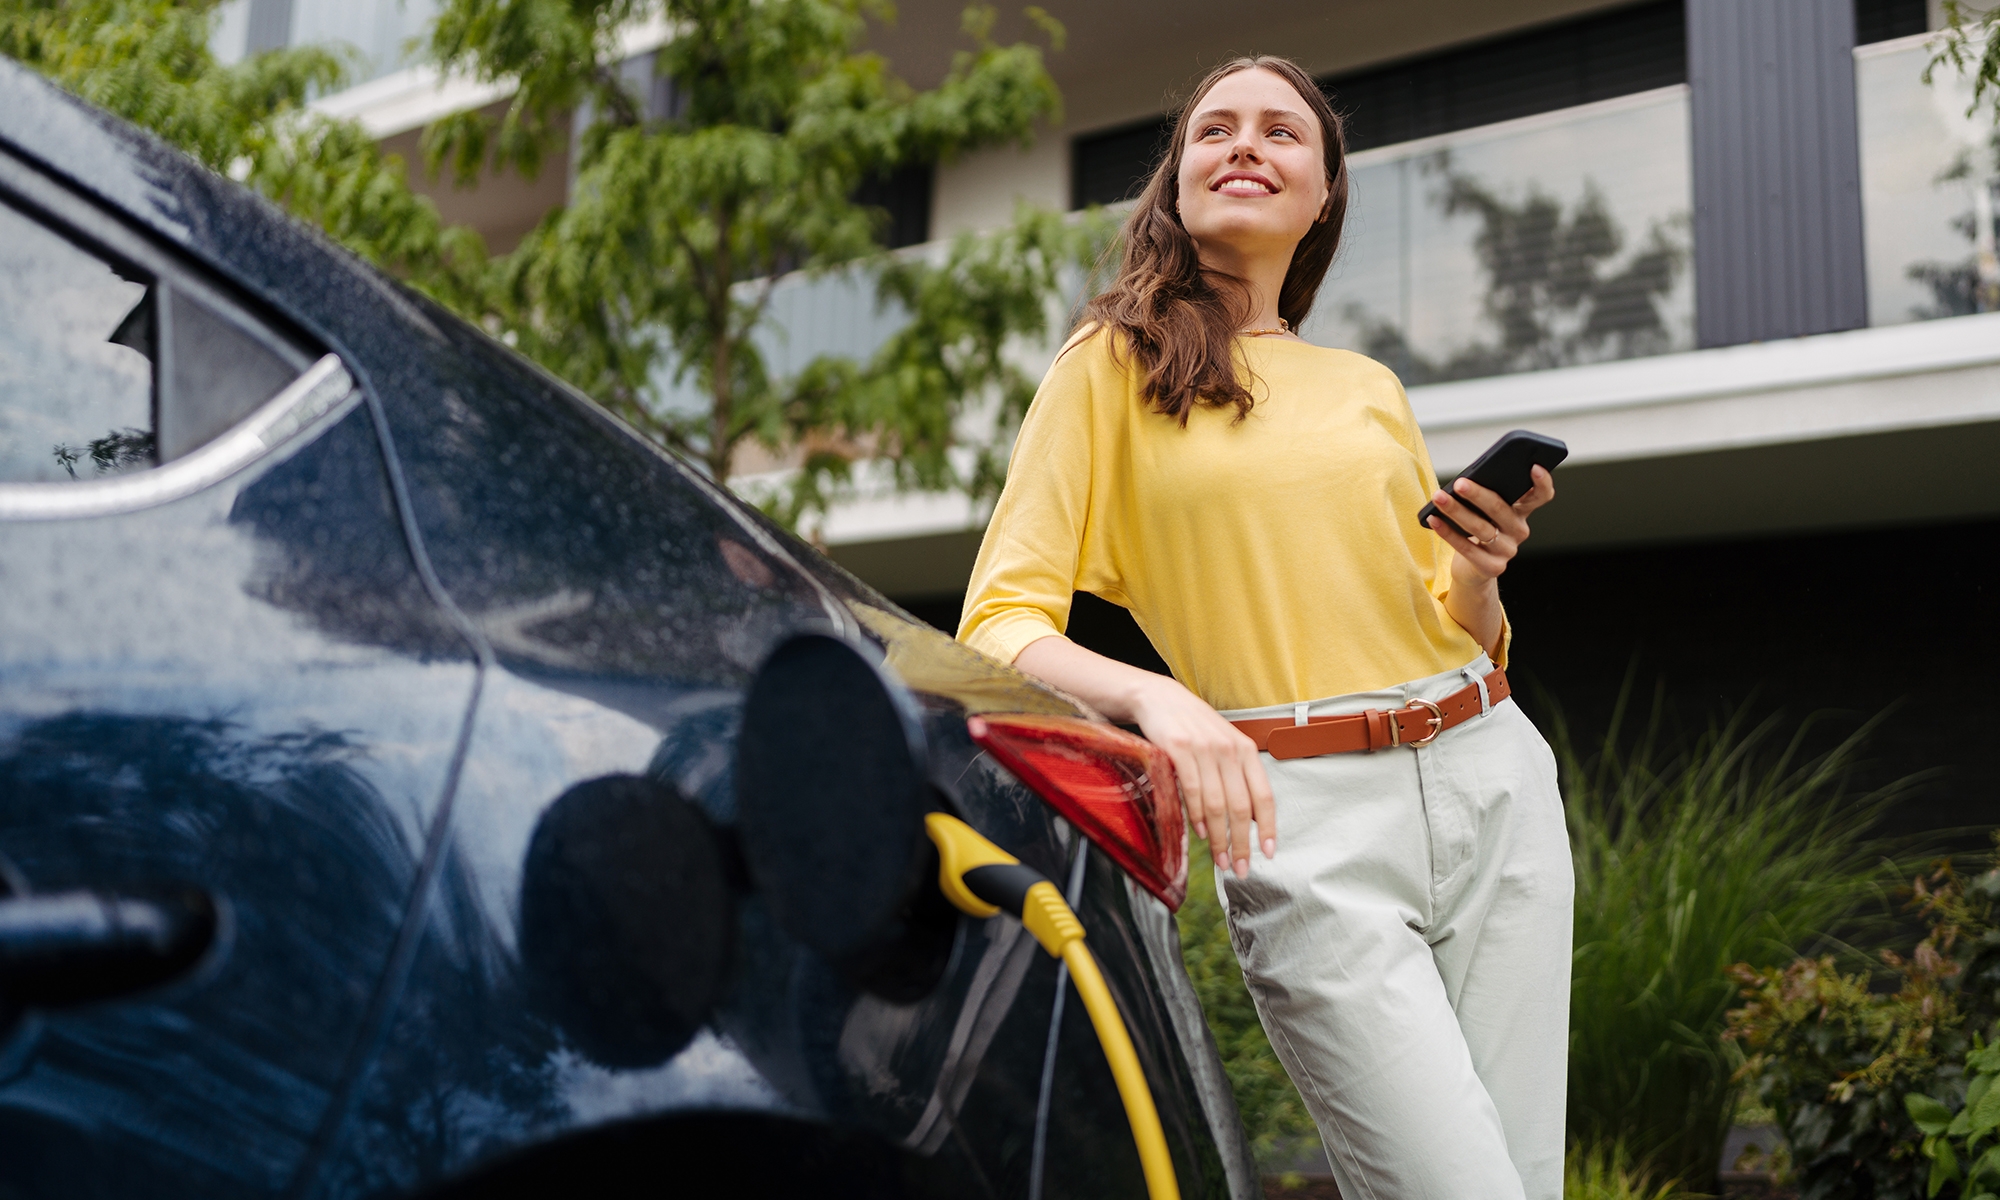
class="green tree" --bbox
[1,0,489,304]
[425,0,1110,519]
[1930,1,2000,124]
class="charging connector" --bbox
[924,814,1180,1200]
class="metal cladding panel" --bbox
[1687,0,1869,347]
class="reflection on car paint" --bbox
[0,411,475,1197]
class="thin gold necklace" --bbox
[1240,318,1291,337]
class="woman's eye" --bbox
[1270,127,1296,140]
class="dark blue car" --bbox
[0,57,1253,1200]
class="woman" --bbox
[957,56,1571,1200]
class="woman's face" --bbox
[1174,68,1329,265]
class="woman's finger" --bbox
[1435,487,1507,545]
[1513,465,1557,515]
[1449,478,1527,540]
[1197,751,1232,870]
[1164,741,1206,841]
[1244,744,1277,859]
[1429,514,1505,571]
[1218,747,1255,877]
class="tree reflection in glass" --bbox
[1339,154,1687,385]
[1306,88,1695,384]
[1905,135,2000,317]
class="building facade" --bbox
[245,0,2000,824]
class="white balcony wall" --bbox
[213,0,441,85]
[1856,31,1998,324]
[930,138,1067,240]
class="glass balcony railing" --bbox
[729,85,1702,413]
[677,55,2000,427]
[1300,84,1695,385]
[1856,33,2000,324]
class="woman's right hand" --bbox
[1128,674,1277,880]
[1013,634,1277,879]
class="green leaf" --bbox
[1912,1093,1957,1135]
[1934,1139,1962,1197]
[1975,1144,2000,1186]
[1975,1077,2000,1138]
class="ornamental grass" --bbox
[1558,682,1916,1191]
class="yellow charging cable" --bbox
[924,813,1180,1200]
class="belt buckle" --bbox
[1403,697,1444,748]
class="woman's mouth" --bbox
[1213,172,1278,196]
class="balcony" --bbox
[1857,31,2000,325]
[1304,85,1696,385]
[764,40,2000,587]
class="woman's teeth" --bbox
[1218,179,1274,195]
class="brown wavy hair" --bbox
[1082,56,1349,424]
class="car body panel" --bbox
[0,404,478,1196]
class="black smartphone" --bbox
[1416,429,1569,539]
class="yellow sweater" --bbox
[957,325,1503,712]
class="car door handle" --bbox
[0,886,217,1009]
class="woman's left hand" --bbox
[1426,465,1556,581]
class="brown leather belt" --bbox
[1230,668,1511,760]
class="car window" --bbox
[0,188,315,485]
[0,196,154,483]
[159,278,310,462]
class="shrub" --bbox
[1909,1034,2000,1198]
[1729,839,2000,1200]
[1561,686,1908,1190]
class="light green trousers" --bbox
[1218,656,1573,1200]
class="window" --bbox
[0,198,154,483]
[0,186,315,486]
[1070,1,1689,207]
[1070,116,1174,211]
[855,162,934,249]
[1855,0,1927,46]
[1323,0,1687,153]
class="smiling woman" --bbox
[1079,58,1349,425]
[958,55,1572,1200]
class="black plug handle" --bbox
[0,886,217,1009]
[961,863,1048,917]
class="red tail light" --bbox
[966,714,1188,910]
